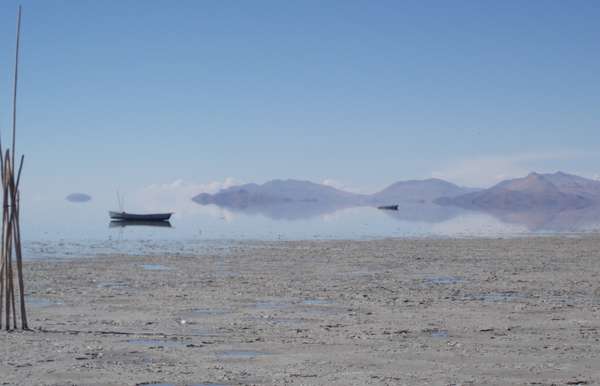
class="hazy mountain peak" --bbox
[370,178,477,204]
[438,171,594,211]
[192,178,366,208]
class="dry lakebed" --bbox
[1,236,600,385]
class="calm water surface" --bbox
[20,198,600,259]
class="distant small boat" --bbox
[109,211,173,221]
[377,205,399,211]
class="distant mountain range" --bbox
[192,178,475,209]
[193,179,366,209]
[370,178,479,204]
[193,172,600,214]
[435,172,599,211]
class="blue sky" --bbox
[0,0,599,204]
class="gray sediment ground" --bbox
[2,236,600,385]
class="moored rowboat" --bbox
[109,211,173,221]
[109,220,172,228]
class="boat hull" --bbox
[109,220,172,228]
[109,211,173,221]
[377,205,399,211]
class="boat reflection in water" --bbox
[109,220,172,228]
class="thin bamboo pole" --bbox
[7,157,16,330]
[3,154,11,329]
[11,6,22,169]
[0,5,28,332]
[0,161,5,329]
[3,153,10,329]
[13,156,27,328]
[0,263,4,329]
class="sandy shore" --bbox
[2,236,600,385]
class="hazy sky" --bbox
[0,0,599,204]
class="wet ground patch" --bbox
[26,297,63,307]
[423,275,463,285]
[188,328,224,337]
[217,350,269,359]
[214,260,240,278]
[97,281,129,289]
[190,384,230,386]
[127,339,190,348]
[137,383,175,386]
[188,308,230,316]
[302,299,333,306]
[137,384,229,386]
[141,264,172,271]
[254,300,289,310]
[429,329,449,338]
[473,291,527,302]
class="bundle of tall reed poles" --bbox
[0,5,28,331]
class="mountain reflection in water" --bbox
[203,201,600,234]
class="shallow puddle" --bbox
[142,264,172,271]
[97,281,128,289]
[254,300,289,310]
[430,329,449,338]
[217,350,268,359]
[302,299,333,306]
[127,339,187,348]
[215,270,240,278]
[189,308,230,316]
[26,297,63,307]
[424,276,463,285]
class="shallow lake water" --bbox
[19,196,600,259]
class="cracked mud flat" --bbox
[2,236,600,385]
